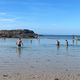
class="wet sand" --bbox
[1,70,80,80]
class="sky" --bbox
[0,0,80,35]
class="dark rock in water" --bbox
[54,78,59,80]
[0,29,38,38]
[3,74,8,77]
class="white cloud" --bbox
[0,12,7,15]
[51,24,57,26]
[0,18,16,22]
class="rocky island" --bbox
[0,29,38,38]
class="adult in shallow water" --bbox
[65,40,68,47]
[16,38,23,47]
[56,40,60,47]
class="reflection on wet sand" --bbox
[65,45,68,51]
[16,47,22,57]
[38,38,40,44]
[30,39,32,44]
[72,39,74,45]
[56,45,60,55]
[57,45,60,50]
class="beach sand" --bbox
[1,71,80,80]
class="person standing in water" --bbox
[75,35,78,45]
[56,40,60,47]
[16,38,23,47]
[72,35,75,44]
[65,40,68,47]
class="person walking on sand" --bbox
[16,38,23,47]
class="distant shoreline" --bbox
[0,29,38,38]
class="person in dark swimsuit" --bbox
[56,40,60,47]
[16,38,23,47]
[65,40,68,47]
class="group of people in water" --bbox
[16,35,79,48]
[56,40,68,47]
[16,38,70,48]
[56,35,79,48]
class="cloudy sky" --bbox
[0,0,80,35]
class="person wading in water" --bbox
[16,38,23,47]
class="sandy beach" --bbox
[1,69,80,80]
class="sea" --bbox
[0,35,80,72]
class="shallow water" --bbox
[0,38,80,73]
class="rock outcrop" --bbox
[0,29,38,38]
